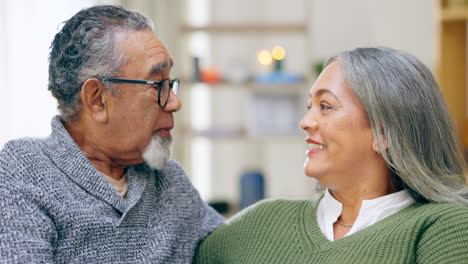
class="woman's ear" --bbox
[373,133,388,153]
[372,140,380,153]
[80,78,108,123]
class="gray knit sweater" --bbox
[0,117,224,263]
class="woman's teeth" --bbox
[309,143,326,150]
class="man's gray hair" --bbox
[327,47,468,206]
[48,5,154,122]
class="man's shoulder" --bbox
[160,160,185,177]
[156,160,194,187]
[148,159,199,198]
[1,137,44,155]
[0,137,48,182]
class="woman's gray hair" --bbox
[326,47,468,206]
[48,5,154,122]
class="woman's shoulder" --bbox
[413,201,468,232]
[399,201,468,230]
[200,198,317,244]
[194,198,317,264]
[408,201,468,243]
[413,202,468,263]
[414,201,468,220]
[205,198,315,237]
[228,198,316,223]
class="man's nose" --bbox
[163,90,182,112]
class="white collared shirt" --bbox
[317,189,415,241]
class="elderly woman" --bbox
[194,47,468,263]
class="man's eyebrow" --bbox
[148,58,174,76]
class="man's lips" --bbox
[155,127,173,137]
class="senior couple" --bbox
[1,5,467,264]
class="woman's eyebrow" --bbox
[314,88,339,100]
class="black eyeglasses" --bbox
[101,78,180,108]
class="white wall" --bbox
[309,0,435,69]
[0,0,97,149]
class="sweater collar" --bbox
[317,189,414,240]
[42,116,148,213]
[300,199,423,253]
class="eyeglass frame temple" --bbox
[101,78,179,90]
[99,77,180,107]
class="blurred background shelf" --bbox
[180,80,309,92]
[180,24,308,34]
[169,0,317,213]
[180,127,303,139]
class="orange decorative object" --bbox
[200,68,221,84]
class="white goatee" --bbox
[142,134,171,170]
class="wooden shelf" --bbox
[439,7,468,21]
[180,24,307,34]
[436,0,468,147]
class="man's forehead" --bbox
[116,30,173,77]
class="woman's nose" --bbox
[300,110,319,132]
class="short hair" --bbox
[326,47,468,205]
[48,5,154,122]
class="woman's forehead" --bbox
[309,61,348,97]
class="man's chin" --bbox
[142,135,171,170]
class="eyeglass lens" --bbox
[158,80,169,107]
[172,80,179,95]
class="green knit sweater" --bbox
[195,199,468,264]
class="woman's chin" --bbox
[304,168,324,179]
[305,168,334,189]
[304,162,326,179]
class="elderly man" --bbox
[0,5,224,263]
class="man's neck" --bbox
[64,118,126,180]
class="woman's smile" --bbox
[306,138,327,156]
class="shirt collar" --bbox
[317,188,415,240]
[317,189,343,239]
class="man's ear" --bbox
[80,78,108,123]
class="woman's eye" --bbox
[320,103,332,111]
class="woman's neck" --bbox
[331,181,399,222]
